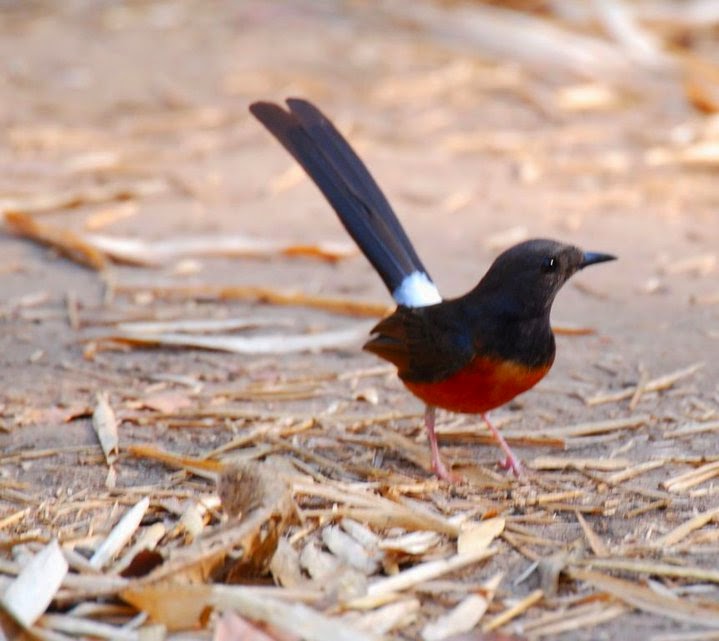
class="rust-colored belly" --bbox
[403,355,553,414]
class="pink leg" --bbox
[482,413,522,477]
[424,405,461,482]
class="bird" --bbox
[249,98,616,482]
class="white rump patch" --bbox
[392,272,442,307]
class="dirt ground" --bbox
[1,1,718,640]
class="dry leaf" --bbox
[121,582,212,631]
[457,518,505,556]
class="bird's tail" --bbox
[249,98,441,307]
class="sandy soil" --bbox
[0,2,718,640]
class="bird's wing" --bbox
[364,305,475,383]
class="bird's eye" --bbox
[542,256,558,273]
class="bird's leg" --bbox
[424,405,461,482]
[481,413,522,477]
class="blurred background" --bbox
[2,0,718,365]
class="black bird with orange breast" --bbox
[250,98,615,481]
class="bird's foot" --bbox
[498,454,523,478]
[431,457,464,483]
[425,405,463,483]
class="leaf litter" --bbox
[3,1,719,640]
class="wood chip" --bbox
[482,588,544,632]
[521,602,627,638]
[587,363,704,405]
[89,497,150,570]
[38,614,138,641]
[422,594,492,641]
[604,459,667,484]
[85,233,357,266]
[111,522,166,575]
[0,540,68,627]
[655,507,719,547]
[108,323,371,355]
[349,598,420,635]
[578,558,719,584]
[0,179,166,216]
[661,462,719,493]
[4,211,108,270]
[127,444,222,480]
[92,391,119,465]
[531,456,630,471]
[576,512,609,558]
[212,585,380,641]
[457,518,505,556]
[378,531,442,555]
[113,283,392,318]
[362,547,496,601]
[213,610,288,641]
[665,421,719,438]
[322,525,381,575]
[569,568,719,627]
[534,415,650,437]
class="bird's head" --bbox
[474,238,616,319]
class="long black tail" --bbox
[249,98,439,305]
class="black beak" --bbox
[580,251,616,269]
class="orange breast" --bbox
[403,355,553,414]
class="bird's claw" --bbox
[432,460,464,484]
[498,455,523,478]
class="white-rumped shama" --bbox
[250,98,615,481]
